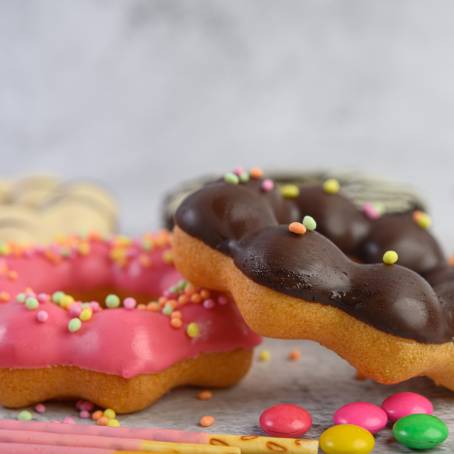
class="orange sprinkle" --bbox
[250,167,264,179]
[200,289,211,299]
[288,222,307,235]
[197,390,213,401]
[137,304,146,310]
[178,294,189,305]
[147,302,160,312]
[158,297,167,305]
[166,299,177,309]
[0,291,10,302]
[91,410,103,421]
[288,350,301,361]
[170,318,183,328]
[184,284,195,296]
[191,294,202,304]
[171,310,182,319]
[96,416,109,426]
[199,415,215,428]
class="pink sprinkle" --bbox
[362,202,381,220]
[68,302,82,317]
[79,401,94,412]
[37,293,50,304]
[234,166,245,176]
[90,302,101,312]
[123,297,137,310]
[261,179,274,192]
[217,295,229,305]
[36,310,48,323]
[63,417,75,424]
[34,403,46,414]
[203,299,215,309]
[79,410,90,419]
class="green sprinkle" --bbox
[302,215,317,231]
[281,184,300,198]
[68,318,82,333]
[105,294,120,308]
[239,172,250,183]
[174,280,188,292]
[25,297,39,310]
[52,291,65,304]
[186,322,200,338]
[17,410,32,421]
[162,303,173,316]
[16,293,26,303]
[224,172,239,185]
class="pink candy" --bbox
[203,299,215,309]
[334,401,388,433]
[123,297,137,310]
[261,179,274,192]
[259,403,312,437]
[381,392,433,422]
[34,403,46,414]
[35,310,49,323]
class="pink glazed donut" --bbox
[0,231,260,413]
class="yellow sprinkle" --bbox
[383,250,399,265]
[281,184,300,199]
[413,210,432,229]
[107,418,121,427]
[323,178,340,194]
[258,350,271,362]
[77,242,91,255]
[113,235,131,246]
[60,294,74,309]
[103,408,116,419]
[79,308,93,321]
[163,250,174,264]
[186,322,200,338]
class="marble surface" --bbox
[2,1,454,452]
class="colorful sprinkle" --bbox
[123,297,137,310]
[107,419,121,427]
[203,298,215,309]
[16,293,26,303]
[261,179,274,192]
[79,410,90,419]
[413,210,432,229]
[288,222,307,235]
[0,243,11,255]
[199,415,215,427]
[288,350,301,361]
[0,291,10,302]
[91,410,103,421]
[68,302,82,317]
[52,291,65,304]
[103,408,116,419]
[362,202,382,220]
[197,390,213,401]
[281,184,300,198]
[250,167,264,179]
[79,307,93,321]
[239,172,250,183]
[302,215,317,231]
[217,295,228,305]
[68,318,82,333]
[224,172,240,185]
[258,350,271,362]
[96,416,109,426]
[383,250,399,265]
[34,403,46,414]
[170,318,183,328]
[63,417,75,424]
[25,296,39,310]
[17,410,33,421]
[60,294,74,309]
[162,303,174,316]
[105,294,120,308]
[323,178,340,194]
[186,322,200,338]
[36,310,49,323]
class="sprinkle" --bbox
[191,293,202,304]
[413,210,432,229]
[171,310,182,319]
[162,250,173,264]
[224,172,240,185]
[34,403,46,414]
[258,350,271,362]
[288,222,307,235]
[323,178,340,194]
[148,302,160,312]
[68,318,82,333]
[281,184,300,198]
[90,301,101,312]
[25,297,39,310]
[77,400,95,412]
[77,242,90,255]
[233,166,245,176]
[200,289,211,299]
[79,308,93,321]
[239,172,250,183]
[217,295,228,305]
[123,297,137,310]
[103,408,116,419]
[0,291,10,302]
[199,415,215,427]
[0,243,10,255]
[197,390,213,401]
[91,410,103,421]
[203,299,215,309]
[60,294,74,309]
[107,419,121,427]
[250,167,264,179]
[16,293,26,303]
[52,291,65,304]
[302,215,317,231]
[162,303,174,316]
[96,416,109,426]
[383,250,399,265]
[36,310,49,323]
[186,322,200,338]
[362,202,381,220]
[68,302,83,317]
[105,294,120,308]
[17,410,32,421]
[63,417,75,424]
[37,293,50,303]
[288,350,301,361]
[79,410,90,419]
[261,179,274,192]
[170,318,183,328]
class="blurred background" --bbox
[1,0,454,247]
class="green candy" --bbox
[393,414,448,450]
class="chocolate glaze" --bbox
[175,177,454,344]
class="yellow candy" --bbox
[320,424,375,454]
[79,308,93,321]
[258,350,271,362]
[323,178,340,194]
[60,294,74,309]
[383,250,398,265]
[103,408,116,419]
[107,418,120,427]
[281,184,300,198]
[186,322,200,338]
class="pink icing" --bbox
[0,235,261,378]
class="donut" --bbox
[0,231,260,413]
[172,167,454,391]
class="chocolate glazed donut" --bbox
[172,169,454,390]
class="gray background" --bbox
[1,1,454,452]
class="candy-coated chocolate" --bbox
[393,414,448,450]
[319,424,375,454]
[381,392,433,422]
[259,403,312,437]
[333,402,387,433]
